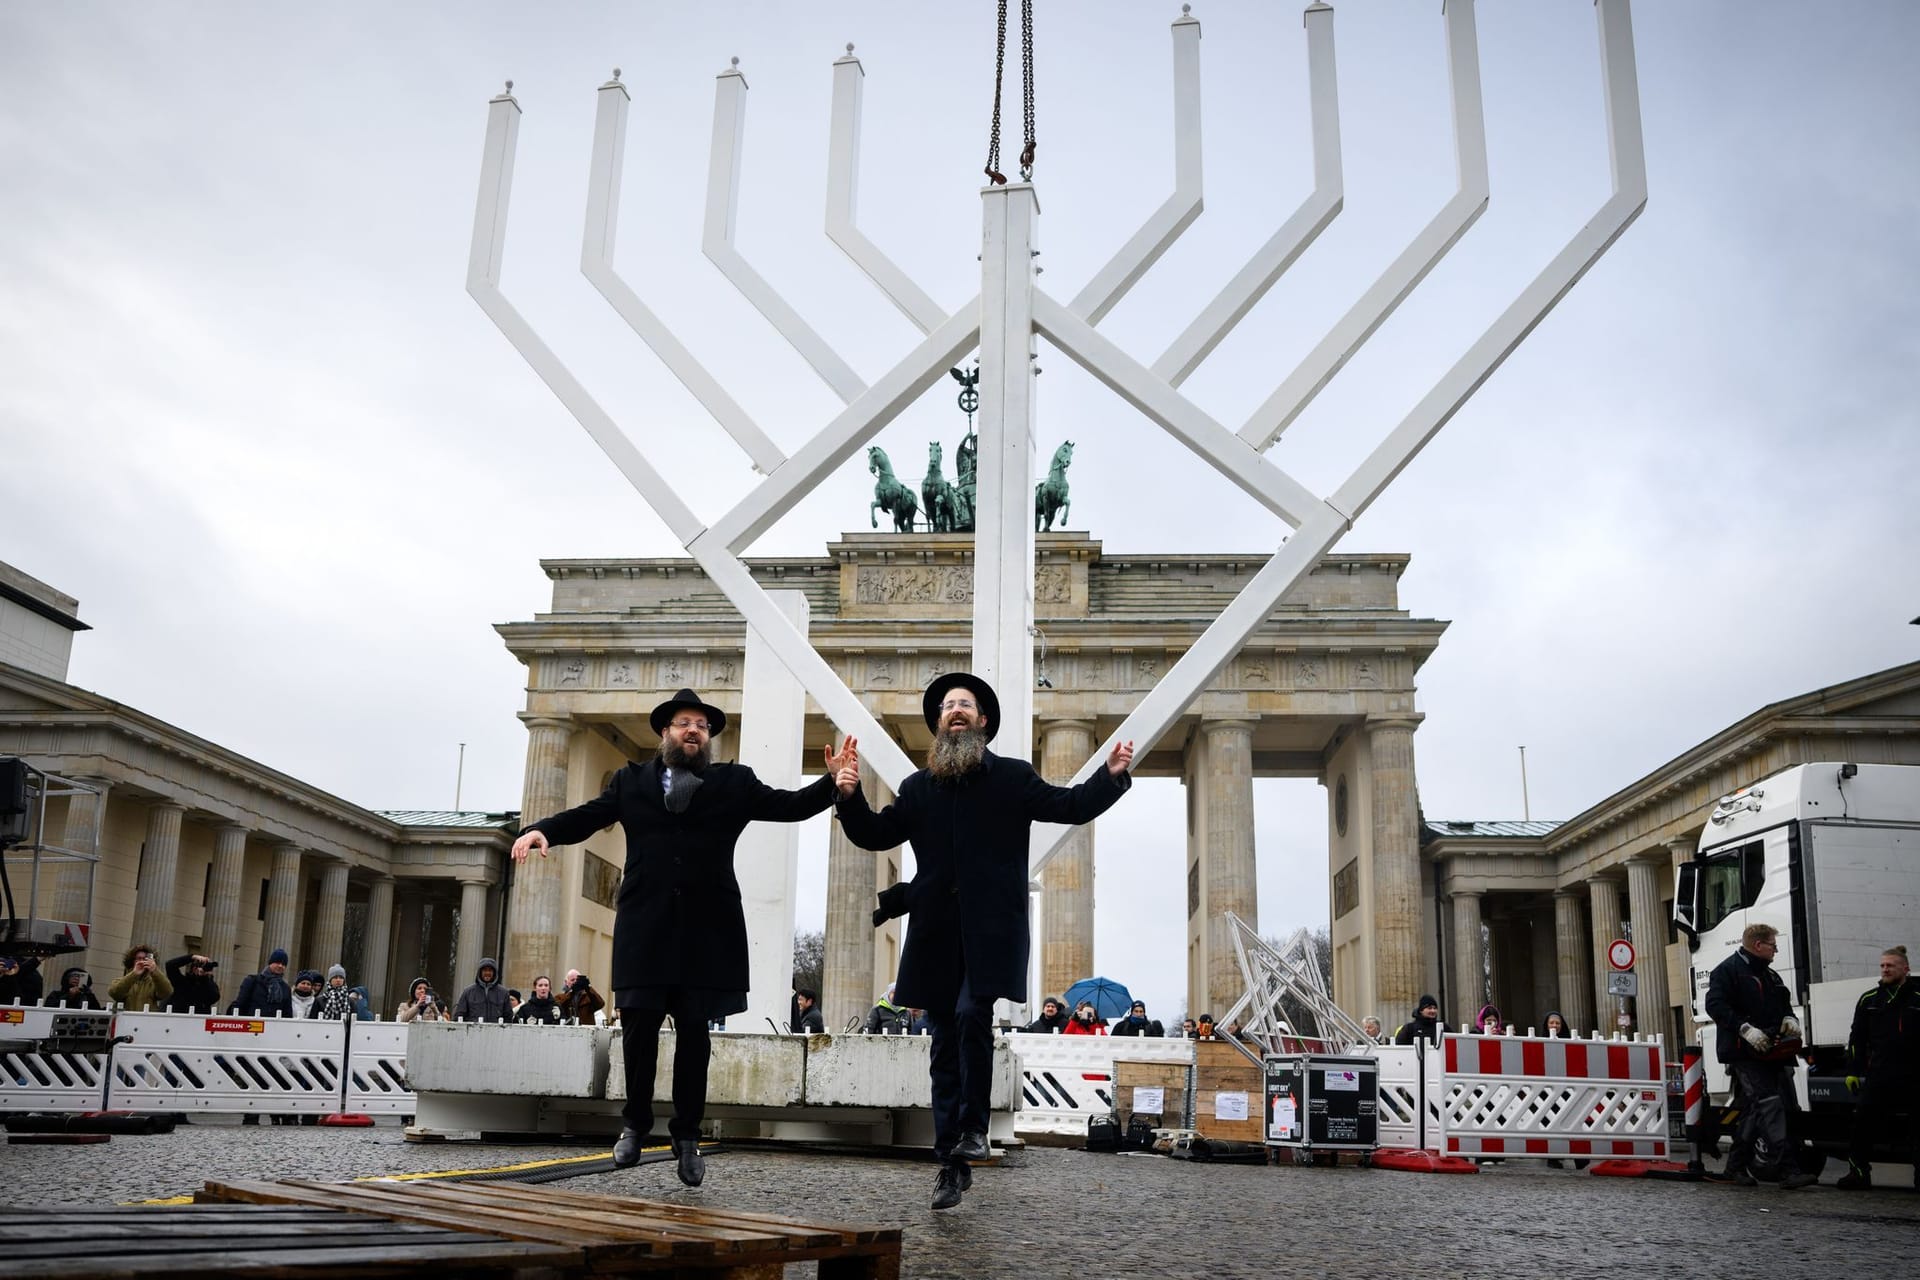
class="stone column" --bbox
[1039,719,1097,998]
[506,715,572,986]
[261,846,304,967]
[825,770,890,1033]
[1627,853,1671,1041]
[361,875,396,1012]
[456,878,492,996]
[1201,720,1257,1017]
[1450,890,1483,1027]
[51,776,111,922]
[1589,875,1626,1033]
[1554,890,1593,1032]
[201,824,250,969]
[129,802,186,949]
[1368,718,1423,1014]
[392,891,425,996]
[308,859,350,970]
[425,893,456,995]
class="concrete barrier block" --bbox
[608,1030,805,1106]
[805,1033,1019,1110]
[405,1021,607,1097]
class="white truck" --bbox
[1672,761,1920,1168]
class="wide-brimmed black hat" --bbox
[650,688,728,737]
[922,671,1000,742]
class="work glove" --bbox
[1739,1023,1773,1054]
[872,881,909,927]
[1845,1075,1863,1094]
[1778,1015,1802,1040]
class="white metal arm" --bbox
[1068,8,1204,326]
[827,49,948,336]
[707,62,868,402]
[582,76,785,476]
[1239,0,1490,450]
[1153,2,1343,387]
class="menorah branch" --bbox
[706,62,869,403]
[1067,9,1204,326]
[1153,1,1343,387]
[583,75,786,475]
[1238,0,1490,451]
[827,49,949,335]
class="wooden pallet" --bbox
[0,1201,581,1277]
[201,1177,904,1277]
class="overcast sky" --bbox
[4,3,1915,1023]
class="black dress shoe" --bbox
[613,1128,643,1169]
[931,1164,966,1211]
[951,1131,990,1161]
[673,1139,706,1187]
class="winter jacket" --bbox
[1110,1014,1164,1038]
[1394,1012,1448,1045]
[312,984,356,1020]
[835,750,1130,1008]
[1847,976,1920,1082]
[554,978,605,1025]
[524,761,837,995]
[864,998,912,1034]
[794,1005,825,1033]
[231,967,293,1017]
[45,969,102,1009]
[454,959,513,1023]
[1705,946,1794,1063]
[164,955,222,1014]
[396,978,449,1023]
[514,994,564,1025]
[1062,1015,1107,1036]
[1023,1005,1070,1034]
[107,947,172,1011]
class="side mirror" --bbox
[1672,863,1699,939]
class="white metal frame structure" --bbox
[467,1,1645,872]
[1217,910,1367,1047]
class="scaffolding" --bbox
[1,757,100,957]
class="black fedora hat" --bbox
[922,672,1000,742]
[650,688,727,737]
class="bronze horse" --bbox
[868,446,918,532]
[1035,440,1074,531]
[921,441,962,533]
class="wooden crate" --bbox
[1193,1037,1264,1143]
[1114,1058,1191,1129]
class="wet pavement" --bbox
[6,1121,1918,1277]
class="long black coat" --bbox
[527,760,836,995]
[835,751,1130,1008]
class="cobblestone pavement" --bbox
[8,1123,1918,1278]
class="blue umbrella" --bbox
[1062,976,1133,1021]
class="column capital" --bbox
[519,713,574,733]
[147,799,188,815]
[215,820,252,837]
[1449,888,1484,903]
[1628,847,1670,866]
[1553,887,1585,901]
[1364,715,1423,734]
[1038,718,1097,736]
[1200,717,1257,736]
[1665,835,1696,859]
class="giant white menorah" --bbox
[468,1,1644,889]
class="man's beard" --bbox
[927,725,988,779]
[660,737,712,772]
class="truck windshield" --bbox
[1697,839,1764,934]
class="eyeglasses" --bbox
[938,698,978,712]
[669,718,711,733]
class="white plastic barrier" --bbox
[1364,1042,1444,1151]
[1008,1032,1194,1136]
[1439,1031,1668,1160]
[344,1020,413,1115]
[0,1005,108,1111]
[110,1011,346,1115]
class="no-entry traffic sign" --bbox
[1607,938,1636,972]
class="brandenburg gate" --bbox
[497,531,1446,1026]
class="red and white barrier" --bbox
[1438,1031,1668,1160]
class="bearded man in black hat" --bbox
[512,689,858,1187]
[832,671,1134,1210]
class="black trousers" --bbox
[620,989,713,1142]
[1847,1074,1919,1177]
[1727,1059,1801,1177]
[925,963,995,1164]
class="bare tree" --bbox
[1260,927,1333,1035]
[791,929,824,998]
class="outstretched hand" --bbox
[511,830,550,863]
[1106,739,1136,777]
[825,736,860,798]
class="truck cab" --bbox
[1672,762,1920,1155]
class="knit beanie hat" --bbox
[269,948,289,966]
[327,964,346,981]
